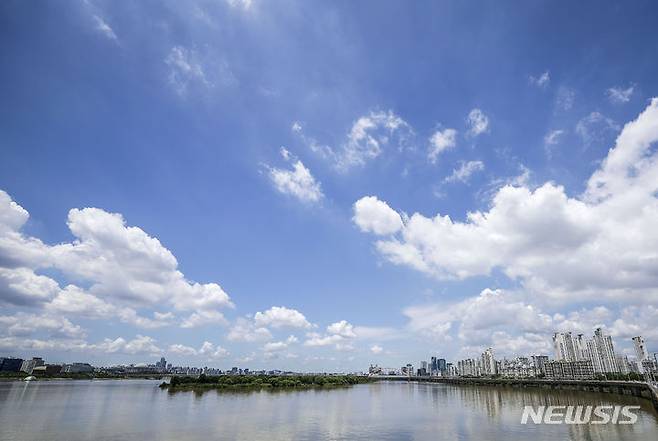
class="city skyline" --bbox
[2,1,658,371]
[3,327,657,380]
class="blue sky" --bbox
[1,0,658,371]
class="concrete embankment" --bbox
[378,376,658,412]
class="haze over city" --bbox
[2,0,658,373]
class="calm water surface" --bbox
[1,379,657,440]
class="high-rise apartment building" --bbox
[592,328,619,373]
[633,336,649,373]
[553,332,578,361]
[481,348,496,376]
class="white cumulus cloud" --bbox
[353,99,658,306]
[428,128,457,163]
[352,196,403,235]
[254,306,312,329]
[268,148,323,203]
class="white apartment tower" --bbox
[633,336,649,373]
[592,328,619,373]
[481,348,497,375]
[554,328,620,374]
[553,332,578,361]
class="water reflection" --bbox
[0,380,656,441]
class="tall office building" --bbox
[437,358,447,373]
[633,336,649,373]
[430,357,438,375]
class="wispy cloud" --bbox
[555,86,575,111]
[575,112,619,147]
[529,71,550,88]
[292,111,414,172]
[443,160,485,184]
[466,109,489,137]
[544,129,564,146]
[267,148,324,203]
[606,84,634,103]
[92,15,118,42]
[428,128,457,163]
[225,0,253,10]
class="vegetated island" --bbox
[160,374,373,391]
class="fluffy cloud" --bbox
[466,109,489,137]
[263,335,298,352]
[370,344,383,354]
[0,313,85,339]
[303,333,343,347]
[606,85,634,104]
[0,267,60,306]
[292,111,414,172]
[352,196,403,235]
[268,148,323,203]
[353,99,658,305]
[0,191,233,334]
[610,306,658,340]
[180,310,228,328]
[327,320,356,338]
[404,289,551,343]
[428,128,457,163]
[443,160,485,184]
[227,317,272,342]
[168,341,229,359]
[168,343,197,356]
[44,207,232,312]
[199,341,229,359]
[47,285,172,329]
[304,320,357,348]
[92,335,162,355]
[403,286,658,357]
[253,306,312,329]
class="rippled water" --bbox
[1,379,657,440]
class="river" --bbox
[1,379,657,440]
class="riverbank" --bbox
[160,374,372,391]
[377,376,658,412]
[0,372,165,382]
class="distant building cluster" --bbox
[369,330,658,381]
[0,353,338,378]
[0,356,93,375]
